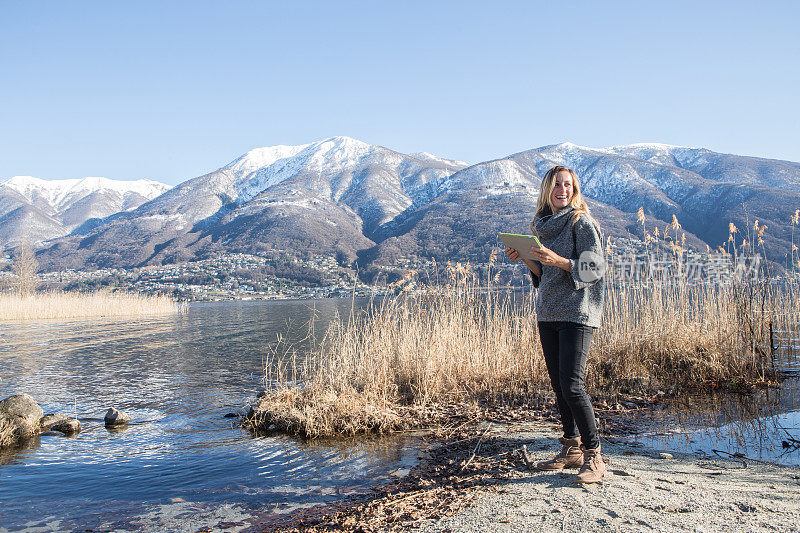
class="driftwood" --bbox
[459,425,492,473]
[520,444,536,470]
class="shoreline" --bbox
[248,418,800,532]
[3,396,797,531]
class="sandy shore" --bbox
[415,431,800,532]
[269,421,800,532]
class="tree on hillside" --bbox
[12,241,39,296]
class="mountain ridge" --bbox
[4,137,798,275]
[0,175,171,249]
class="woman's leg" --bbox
[556,323,599,449]
[538,321,579,440]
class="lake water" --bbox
[629,332,800,466]
[0,299,422,531]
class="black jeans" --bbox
[538,321,599,449]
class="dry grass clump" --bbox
[248,387,408,437]
[0,290,185,321]
[249,268,796,438]
[0,417,16,448]
[249,283,545,438]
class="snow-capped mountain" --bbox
[430,142,800,261]
[24,137,800,272]
[35,137,470,268]
[0,176,170,248]
[3,176,169,211]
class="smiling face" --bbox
[549,170,574,212]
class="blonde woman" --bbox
[505,165,606,483]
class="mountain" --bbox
[36,137,469,269]
[499,143,800,261]
[0,176,171,249]
[26,137,800,273]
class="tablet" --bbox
[498,233,542,261]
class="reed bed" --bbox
[251,287,545,437]
[249,274,799,438]
[597,279,798,389]
[0,290,185,320]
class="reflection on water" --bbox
[629,346,800,466]
[635,409,800,465]
[0,299,422,531]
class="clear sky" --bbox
[1,1,798,185]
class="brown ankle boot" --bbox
[575,445,606,483]
[535,437,583,471]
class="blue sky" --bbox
[1,1,798,185]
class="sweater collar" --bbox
[534,205,574,239]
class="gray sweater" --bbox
[530,206,605,328]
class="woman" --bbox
[506,165,606,483]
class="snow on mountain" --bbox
[600,143,800,190]
[410,152,468,167]
[0,175,171,248]
[216,136,471,209]
[23,137,800,272]
[2,176,170,212]
[222,143,311,202]
[29,137,471,268]
[438,158,537,196]
[166,135,469,229]
[221,137,375,204]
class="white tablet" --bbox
[498,233,542,261]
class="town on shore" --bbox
[0,235,789,301]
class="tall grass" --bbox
[0,290,185,320]
[251,286,545,437]
[249,269,799,438]
[597,279,798,388]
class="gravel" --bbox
[413,428,800,533]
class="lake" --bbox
[626,325,800,466]
[0,299,422,531]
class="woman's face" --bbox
[549,170,574,211]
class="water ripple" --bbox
[0,299,421,530]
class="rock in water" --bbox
[0,394,43,434]
[104,408,131,426]
[53,418,81,435]
[40,413,70,430]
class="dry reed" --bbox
[0,290,185,320]
[249,270,799,438]
[596,279,798,389]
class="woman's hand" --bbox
[505,247,521,262]
[531,245,571,272]
[507,247,542,276]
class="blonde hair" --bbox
[533,165,592,227]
